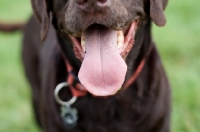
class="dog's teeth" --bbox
[117,31,124,49]
[117,41,123,49]
[81,35,86,52]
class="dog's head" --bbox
[31,0,168,96]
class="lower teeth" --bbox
[117,31,124,49]
[81,35,86,52]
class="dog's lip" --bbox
[120,19,139,59]
[68,35,85,61]
[68,19,139,61]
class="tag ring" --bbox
[54,82,77,106]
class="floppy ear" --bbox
[150,0,168,26]
[31,0,50,41]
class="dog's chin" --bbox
[68,19,138,96]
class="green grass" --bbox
[0,0,40,132]
[0,0,200,132]
[153,1,200,131]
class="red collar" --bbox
[123,59,145,89]
[65,60,88,97]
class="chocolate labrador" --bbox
[22,0,171,131]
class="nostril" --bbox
[97,0,107,3]
[97,0,108,7]
[76,0,87,6]
[76,0,109,11]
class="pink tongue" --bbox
[78,26,127,96]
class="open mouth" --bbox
[68,19,138,96]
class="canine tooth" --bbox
[117,31,124,49]
[81,35,86,52]
[118,31,123,37]
[117,41,123,49]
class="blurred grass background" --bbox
[0,0,199,132]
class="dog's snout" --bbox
[75,0,109,12]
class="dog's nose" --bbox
[76,0,109,12]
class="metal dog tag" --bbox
[54,82,79,129]
[61,104,78,129]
